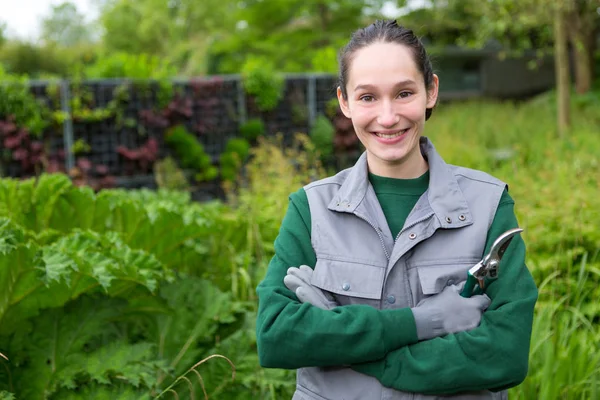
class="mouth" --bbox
[372,128,409,139]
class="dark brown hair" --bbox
[338,20,436,120]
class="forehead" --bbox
[347,42,423,88]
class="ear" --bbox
[337,86,351,118]
[426,74,439,109]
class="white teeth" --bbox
[375,129,407,139]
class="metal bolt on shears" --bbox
[460,228,523,298]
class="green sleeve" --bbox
[256,188,419,369]
[352,190,538,394]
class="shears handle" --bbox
[460,272,479,298]
[460,273,485,298]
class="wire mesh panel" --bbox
[315,75,338,117]
[185,77,240,159]
[245,77,311,146]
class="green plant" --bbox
[164,125,218,182]
[71,138,91,155]
[239,118,265,142]
[220,138,251,183]
[0,66,50,136]
[241,57,284,112]
[310,114,335,161]
[0,174,243,399]
[510,257,600,399]
[154,156,190,191]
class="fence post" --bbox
[60,80,75,171]
[307,74,317,130]
[237,76,247,126]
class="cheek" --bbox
[348,106,373,128]
[403,101,428,122]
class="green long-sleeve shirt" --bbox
[255,172,538,394]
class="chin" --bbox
[375,151,410,164]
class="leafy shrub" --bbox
[82,52,177,80]
[239,118,265,142]
[0,66,50,136]
[0,41,72,78]
[225,138,251,159]
[0,174,241,398]
[220,138,251,183]
[310,114,335,161]
[241,57,284,112]
[154,156,190,191]
[164,125,218,181]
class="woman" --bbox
[255,20,538,400]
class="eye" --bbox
[398,91,412,99]
[359,95,375,102]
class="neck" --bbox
[367,148,429,179]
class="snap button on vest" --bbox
[459,214,466,221]
[409,232,417,240]
[386,295,396,304]
[342,283,350,291]
[446,216,452,223]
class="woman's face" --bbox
[337,42,438,178]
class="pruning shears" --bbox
[460,228,523,298]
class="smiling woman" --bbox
[255,19,538,400]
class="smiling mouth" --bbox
[373,128,409,139]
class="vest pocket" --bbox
[415,258,480,296]
[311,258,385,301]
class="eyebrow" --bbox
[354,80,417,91]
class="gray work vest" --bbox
[293,137,508,400]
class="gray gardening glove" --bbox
[412,283,491,341]
[283,265,339,310]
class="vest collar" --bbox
[327,136,473,229]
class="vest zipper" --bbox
[396,212,435,242]
[355,213,390,260]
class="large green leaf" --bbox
[0,392,15,400]
[0,219,171,337]
[152,277,242,385]
[0,175,226,278]
[8,296,160,399]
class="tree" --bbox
[0,21,6,49]
[567,0,598,94]
[207,0,391,74]
[555,2,571,137]
[41,1,95,46]
[99,0,238,74]
[406,0,599,135]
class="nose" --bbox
[377,100,400,128]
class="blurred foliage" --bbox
[310,114,335,161]
[164,125,218,182]
[220,138,251,183]
[82,52,177,80]
[0,65,50,135]
[241,57,284,112]
[239,118,265,143]
[154,156,191,192]
[0,41,79,78]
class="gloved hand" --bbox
[283,265,339,310]
[411,283,491,341]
